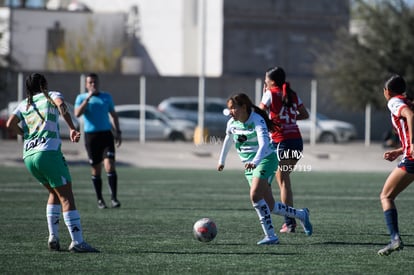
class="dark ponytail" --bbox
[25,73,55,111]
[266,66,295,107]
[25,73,56,122]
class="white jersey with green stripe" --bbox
[218,111,274,166]
[13,91,63,158]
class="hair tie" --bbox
[282,82,290,98]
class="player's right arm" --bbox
[383,148,403,161]
[217,134,232,171]
[259,90,271,111]
[6,114,23,136]
[218,120,234,171]
[74,92,92,117]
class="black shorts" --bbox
[398,157,414,174]
[273,138,304,161]
[85,130,115,165]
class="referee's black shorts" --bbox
[85,130,115,165]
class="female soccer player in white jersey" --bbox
[217,93,312,245]
[6,73,99,253]
[378,75,414,256]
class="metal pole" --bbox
[310,79,317,146]
[17,72,23,101]
[79,74,86,138]
[139,76,146,143]
[80,74,86,93]
[197,76,205,144]
[196,0,207,145]
[16,72,23,142]
[365,102,371,147]
[255,78,262,105]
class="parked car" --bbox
[0,101,80,139]
[297,112,357,143]
[115,104,195,141]
[158,97,228,137]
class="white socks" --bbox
[46,204,61,240]
[253,199,275,237]
[272,202,305,220]
[63,210,84,245]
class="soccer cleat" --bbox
[48,236,60,251]
[257,235,279,245]
[299,208,313,236]
[97,200,107,209]
[68,241,100,253]
[280,223,296,233]
[111,199,121,208]
[378,238,404,256]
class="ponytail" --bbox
[282,82,294,108]
[266,66,294,107]
[25,73,55,120]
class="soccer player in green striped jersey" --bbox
[7,73,99,253]
[217,93,312,245]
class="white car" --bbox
[297,112,357,143]
[115,104,195,141]
[158,97,228,137]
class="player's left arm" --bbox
[296,104,309,120]
[53,96,80,143]
[109,110,122,147]
[249,120,269,168]
[401,105,414,157]
[295,95,309,120]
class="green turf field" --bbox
[1,166,414,274]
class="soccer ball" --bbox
[193,218,217,242]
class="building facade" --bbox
[222,0,350,77]
[0,0,349,78]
